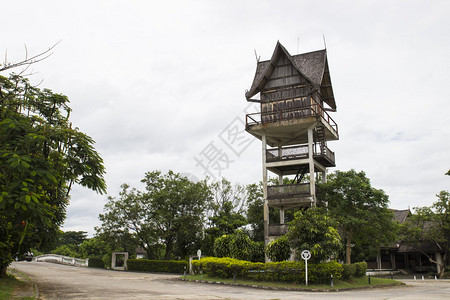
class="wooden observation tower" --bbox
[245,42,339,250]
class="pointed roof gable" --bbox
[246,42,336,110]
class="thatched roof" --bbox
[246,41,336,110]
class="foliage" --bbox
[245,182,264,242]
[400,190,450,277]
[203,178,247,254]
[287,207,342,263]
[51,244,80,258]
[266,235,291,262]
[213,234,234,258]
[127,259,188,273]
[213,230,262,262]
[79,237,110,259]
[57,231,87,248]
[97,171,211,260]
[341,263,357,280]
[318,169,396,264]
[249,241,265,263]
[354,262,368,277]
[0,73,106,277]
[88,257,105,268]
[191,257,343,284]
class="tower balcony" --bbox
[266,144,335,168]
[268,224,288,236]
[267,183,315,209]
[245,100,338,146]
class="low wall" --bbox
[34,254,89,267]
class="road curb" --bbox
[179,277,406,292]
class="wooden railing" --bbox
[267,183,311,199]
[245,100,338,135]
[268,224,288,236]
[266,144,335,165]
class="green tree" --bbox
[318,169,396,264]
[204,178,247,255]
[97,184,146,257]
[56,231,88,248]
[400,190,450,277]
[245,182,265,242]
[287,207,341,263]
[213,230,260,261]
[79,237,110,259]
[141,171,212,259]
[266,235,291,262]
[0,73,106,277]
[98,171,212,260]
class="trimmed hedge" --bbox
[354,262,367,277]
[88,257,105,268]
[127,259,188,273]
[341,262,367,279]
[192,257,343,284]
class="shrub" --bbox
[214,230,262,262]
[127,259,188,273]
[266,236,291,262]
[88,257,105,268]
[354,262,367,277]
[213,235,233,258]
[249,241,265,263]
[192,257,343,284]
[342,263,357,280]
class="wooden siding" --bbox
[259,51,314,118]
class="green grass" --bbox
[0,276,15,298]
[1,270,35,300]
[182,274,405,291]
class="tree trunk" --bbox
[345,229,353,264]
[0,264,8,278]
[164,238,173,260]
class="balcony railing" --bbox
[267,183,311,199]
[246,100,338,135]
[266,144,335,166]
[268,224,288,236]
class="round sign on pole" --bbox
[301,250,311,261]
[197,249,202,260]
[301,250,311,286]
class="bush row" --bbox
[191,257,345,284]
[88,257,105,268]
[342,261,367,279]
[127,259,188,273]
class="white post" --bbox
[305,259,308,286]
[307,128,316,206]
[262,133,269,256]
[301,250,311,286]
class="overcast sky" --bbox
[3,0,450,236]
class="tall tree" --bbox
[287,207,342,263]
[318,169,396,264]
[98,171,212,260]
[400,190,450,277]
[245,182,265,242]
[96,184,145,257]
[0,73,106,277]
[141,171,212,259]
[57,231,88,248]
[203,178,246,254]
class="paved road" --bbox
[10,261,450,299]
